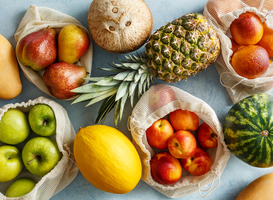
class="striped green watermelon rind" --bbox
[223,93,273,168]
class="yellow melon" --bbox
[73,125,142,194]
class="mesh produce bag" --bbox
[14,5,93,100]
[129,84,230,198]
[203,0,273,103]
[0,96,78,200]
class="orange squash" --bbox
[0,34,22,99]
[236,172,273,200]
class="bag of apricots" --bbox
[129,84,230,198]
[204,0,273,103]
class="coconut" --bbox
[88,0,153,54]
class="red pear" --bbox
[16,27,57,71]
[43,62,86,99]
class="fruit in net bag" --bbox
[257,22,273,57]
[22,137,62,176]
[180,147,211,176]
[72,13,220,126]
[230,12,263,45]
[231,45,270,79]
[168,130,197,159]
[150,152,182,184]
[0,145,23,182]
[16,27,57,71]
[0,108,30,145]
[43,62,87,99]
[197,123,218,149]
[5,178,36,197]
[146,118,174,150]
[58,24,90,64]
[28,104,56,137]
[169,109,199,132]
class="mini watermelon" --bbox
[223,93,273,168]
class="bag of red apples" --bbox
[203,0,273,103]
[129,84,230,198]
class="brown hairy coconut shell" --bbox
[88,0,153,54]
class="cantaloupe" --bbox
[236,172,273,200]
[0,34,22,99]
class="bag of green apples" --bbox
[129,84,230,198]
[14,5,93,100]
[0,96,78,199]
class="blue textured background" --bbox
[1,0,273,199]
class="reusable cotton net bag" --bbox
[14,5,93,100]
[203,0,273,103]
[0,96,78,200]
[129,84,230,198]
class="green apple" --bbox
[28,104,56,136]
[22,137,62,176]
[5,178,36,197]
[0,145,23,182]
[0,108,30,145]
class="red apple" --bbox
[167,130,197,159]
[148,86,176,111]
[146,119,174,149]
[181,147,211,176]
[43,62,86,99]
[197,123,218,149]
[169,109,199,132]
[150,152,182,184]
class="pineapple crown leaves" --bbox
[71,53,154,126]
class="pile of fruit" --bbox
[16,24,90,99]
[229,11,273,79]
[0,104,61,198]
[146,109,217,185]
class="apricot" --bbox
[231,45,270,79]
[230,37,244,54]
[230,12,263,45]
[257,22,273,57]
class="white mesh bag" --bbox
[14,4,93,100]
[129,84,230,198]
[0,96,78,200]
[203,0,273,103]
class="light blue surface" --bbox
[1,0,273,199]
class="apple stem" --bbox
[27,155,41,165]
[43,119,47,126]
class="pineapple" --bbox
[72,13,220,126]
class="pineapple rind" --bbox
[145,13,220,83]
